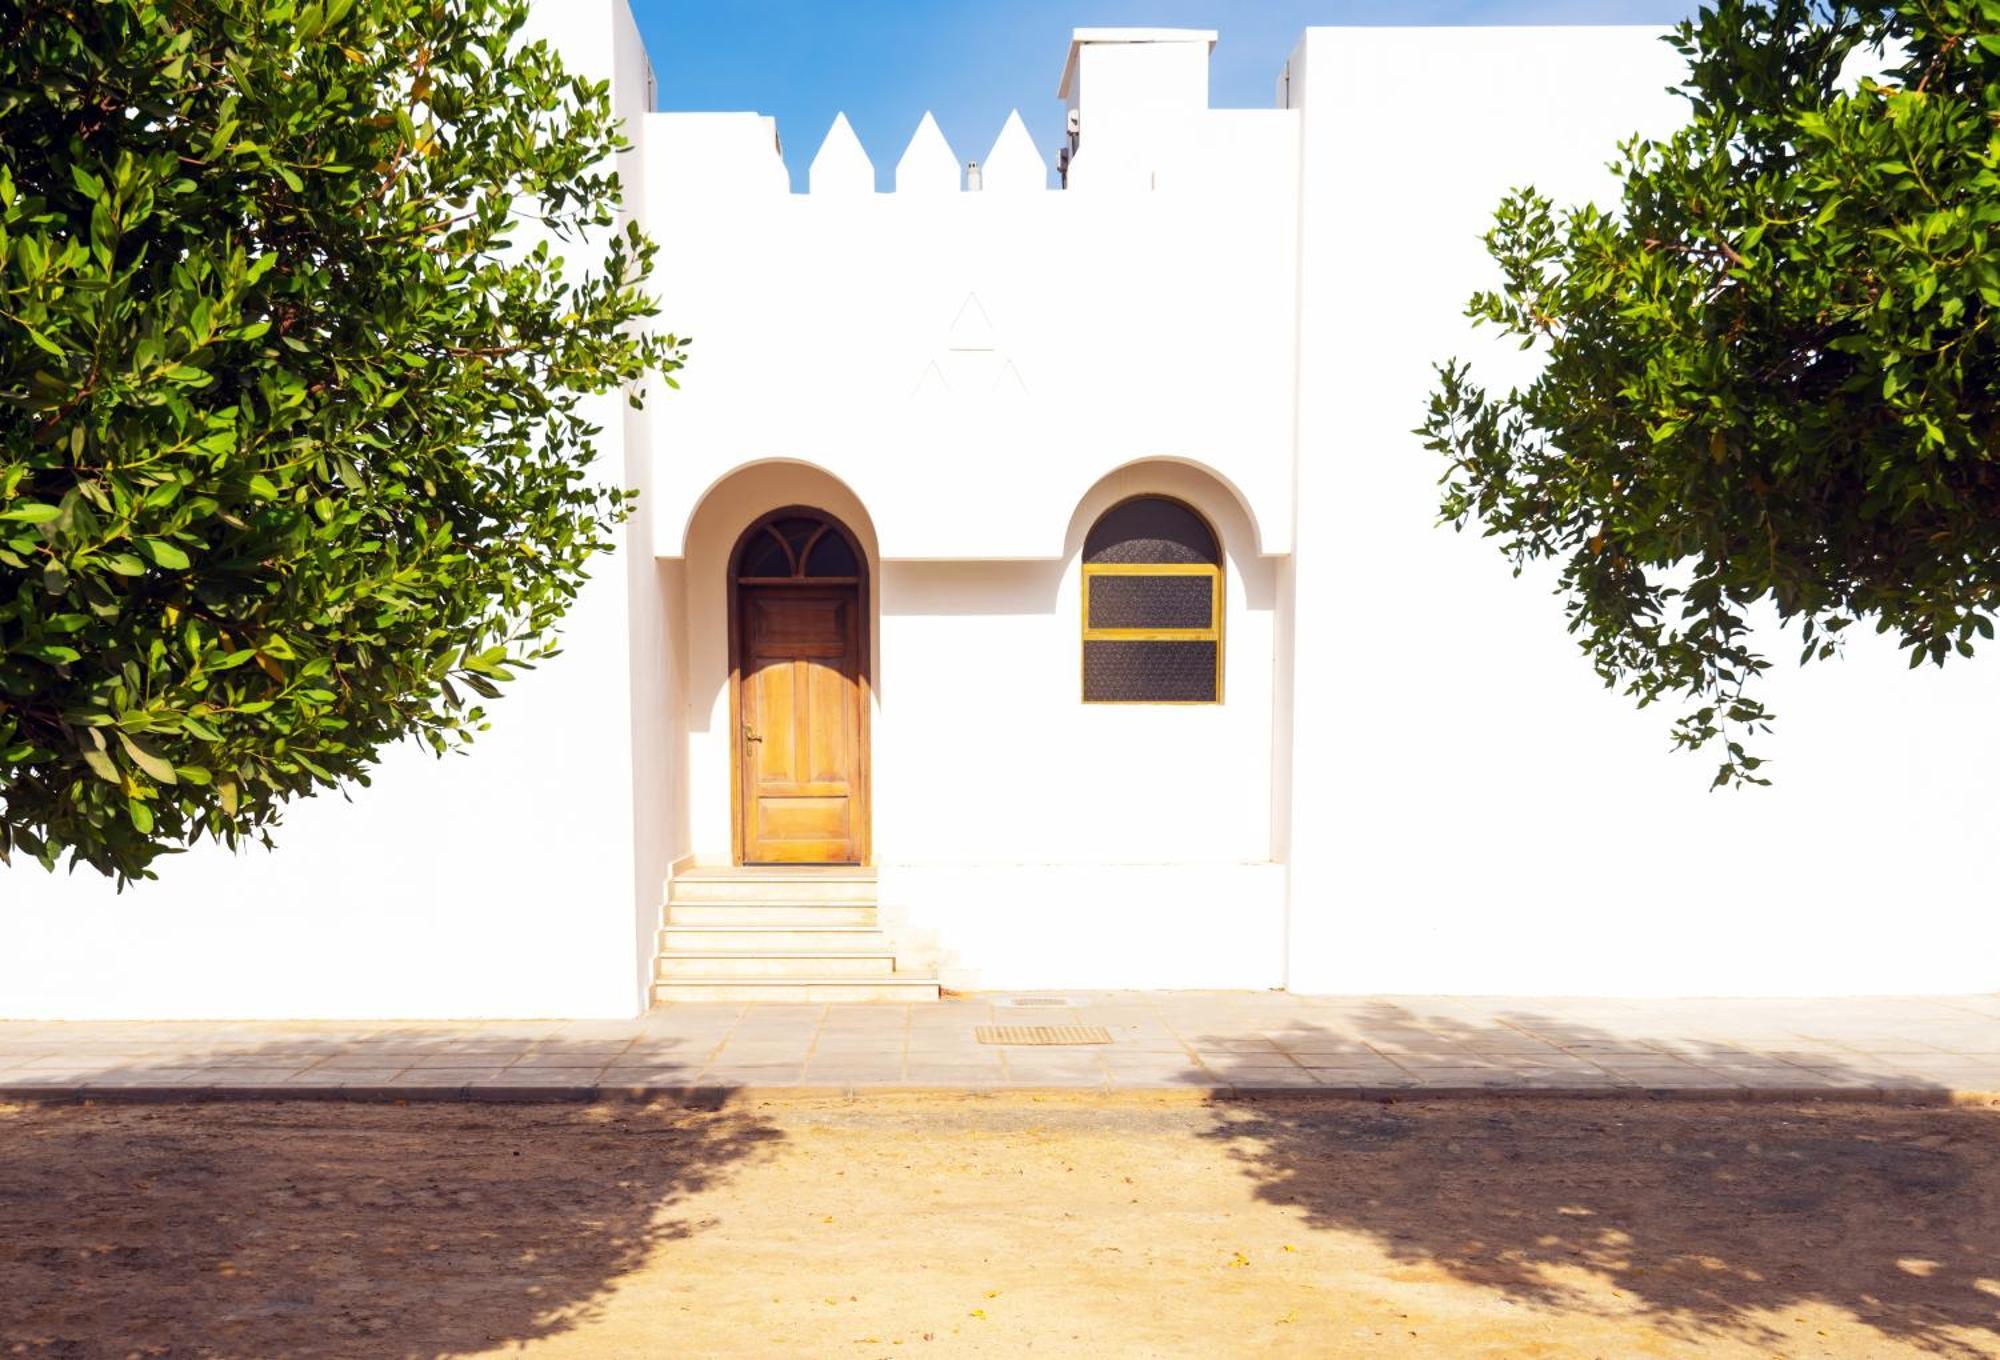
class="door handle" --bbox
[742,723,762,743]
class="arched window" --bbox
[1081,495,1222,704]
[733,511,862,581]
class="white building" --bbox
[3,6,1995,1019]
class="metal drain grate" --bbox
[976,1025,1113,1046]
[997,997,1073,1008]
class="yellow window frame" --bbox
[1080,562,1224,704]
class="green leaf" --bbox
[118,734,178,785]
[0,503,62,524]
[81,748,120,785]
[139,539,191,570]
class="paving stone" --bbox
[469,1069,602,1087]
[721,1052,815,1070]
[78,1068,210,1087]
[598,1069,700,1088]
[1289,1058,1408,1074]
[1101,1065,1206,1085]
[385,1068,512,1085]
[902,1063,1004,1082]
[502,1052,619,1069]
[1002,1059,1109,1081]
[700,1063,805,1081]
[802,1067,907,1086]
[1192,1050,1301,1067]
[606,1049,714,1068]
[1230,1068,1328,1088]
[307,1054,416,1071]
[283,1068,404,1086]
[1401,1067,1556,1087]
[1379,1052,1516,1071]
[399,1052,529,1068]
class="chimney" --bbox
[1056,28,1216,189]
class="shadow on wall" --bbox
[0,1036,781,1358]
[1186,1002,2000,1357]
[879,558,1068,617]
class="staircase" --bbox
[651,866,941,1004]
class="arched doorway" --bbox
[728,507,871,864]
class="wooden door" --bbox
[738,586,865,863]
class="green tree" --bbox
[1421,0,2000,787]
[0,0,682,881]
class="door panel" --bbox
[739,587,864,863]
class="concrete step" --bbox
[651,977,940,1004]
[668,872,876,906]
[674,865,876,880]
[660,925,889,952]
[666,902,878,927]
[656,950,899,980]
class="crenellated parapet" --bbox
[649,28,1295,199]
[639,26,1304,563]
[664,105,1052,198]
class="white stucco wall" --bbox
[1283,27,2000,996]
[0,0,661,1019]
[6,14,1992,1018]
[648,35,1299,989]
[869,461,1281,991]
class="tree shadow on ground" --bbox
[0,1035,782,1358]
[1194,1003,2000,1356]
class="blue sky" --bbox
[632,1,1694,189]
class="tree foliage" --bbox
[0,0,681,881]
[1421,0,2000,786]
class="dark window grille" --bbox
[1080,496,1222,704]
[734,511,862,580]
[804,529,859,577]
[1084,497,1219,566]
[1083,640,1218,703]
[738,527,793,578]
[1087,573,1215,630]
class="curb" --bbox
[3,1082,1995,1108]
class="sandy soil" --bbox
[2,1095,1997,1358]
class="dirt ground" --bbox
[2,1095,1997,1359]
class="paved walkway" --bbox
[3,992,1999,1102]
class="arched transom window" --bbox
[733,511,862,581]
[1081,495,1223,704]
